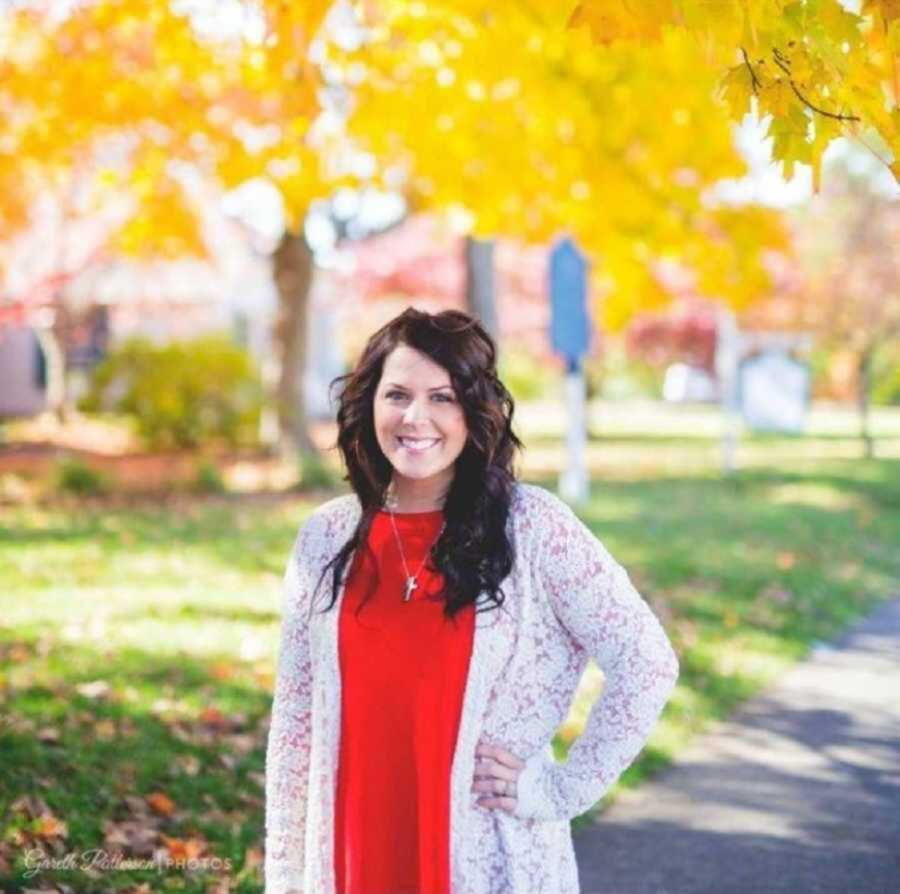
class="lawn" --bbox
[2,413,899,891]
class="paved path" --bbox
[573,597,900,894]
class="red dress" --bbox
[334,508,475,894]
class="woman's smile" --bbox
[396,435,443,454]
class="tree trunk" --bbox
[272,227,317,458]
[34,324,67,423]
[464,236,498,341]
[857,347,873,460]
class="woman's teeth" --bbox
[397,437,441,453]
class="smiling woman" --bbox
[263,306,679,894]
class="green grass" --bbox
[2,453,899,890]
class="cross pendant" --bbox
[403,577,418,602]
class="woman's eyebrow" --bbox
[385,383,453,391]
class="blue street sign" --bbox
[549,237,591,368]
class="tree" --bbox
[2,0,898,456]
[625,300,718,374]
[573,0,900,187]
[744,162,900,457]
[0,0,331,456]
[329,0,898,330]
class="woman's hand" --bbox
[472,743,525,813]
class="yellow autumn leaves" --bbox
[0,0,897,328]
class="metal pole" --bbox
[559,355,589,504]
[715,309,741,475]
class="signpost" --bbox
[715,309,741,474]
[739,350,810,433]
[549,237,592,504]
[715,309,812,473]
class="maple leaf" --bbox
[160,834,207,860]
[33,812,68,840]
[145,791,176,816]
[199,705,228,728]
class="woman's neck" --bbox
[385,475,450,512]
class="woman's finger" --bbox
[471,776,518,794]
[475,743,525,770]
[473,758,516,780]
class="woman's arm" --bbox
[512,488,680,822]
[264,520,317,893]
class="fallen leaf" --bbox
[226,733,256,755]
[103,818,161,857]
[200,706,227,728]
[95,719,117,740]
[146,792,176,816]
[210,662,235,680]
[775,551,796,570]
[176,754,201,776]
[243,845,263,868]
[33,813,68,840]
[76,680,111,699]
[160,834,207,860]
[8,643,31,662]
[36,727,60,744]
[247,771,265,789]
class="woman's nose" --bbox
[402,398,427,422]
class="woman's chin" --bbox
[391,456,454,480]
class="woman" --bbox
[264,307,679,894]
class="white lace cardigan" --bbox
[264,481,680,894]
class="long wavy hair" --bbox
[310,306,524,621]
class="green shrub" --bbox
[54,459,111,496]
[192,459,226,494]
[298,450,339,489]
[79,334,264,450]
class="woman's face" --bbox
[373,344,468,490]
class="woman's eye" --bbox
[386,391,453,402]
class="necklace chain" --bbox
[384,499,446,603]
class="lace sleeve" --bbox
[264,519,317,893]
[512,489,680,822]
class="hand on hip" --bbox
[472,743,524,814]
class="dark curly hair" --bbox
[310,306,524,621]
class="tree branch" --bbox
[740,47,761,94]
[771,50,860,122]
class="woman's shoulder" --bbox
[511,480,577,523]
[308,491,360,524]
[294,491,361,550]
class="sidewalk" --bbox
[573,597,900,894]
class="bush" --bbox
[298,450,339,489]
[79,335,264,450]
[54,459,111,496]
[192,459,227,494]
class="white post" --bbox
[715,309,741,475]
[559,359,589,504]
